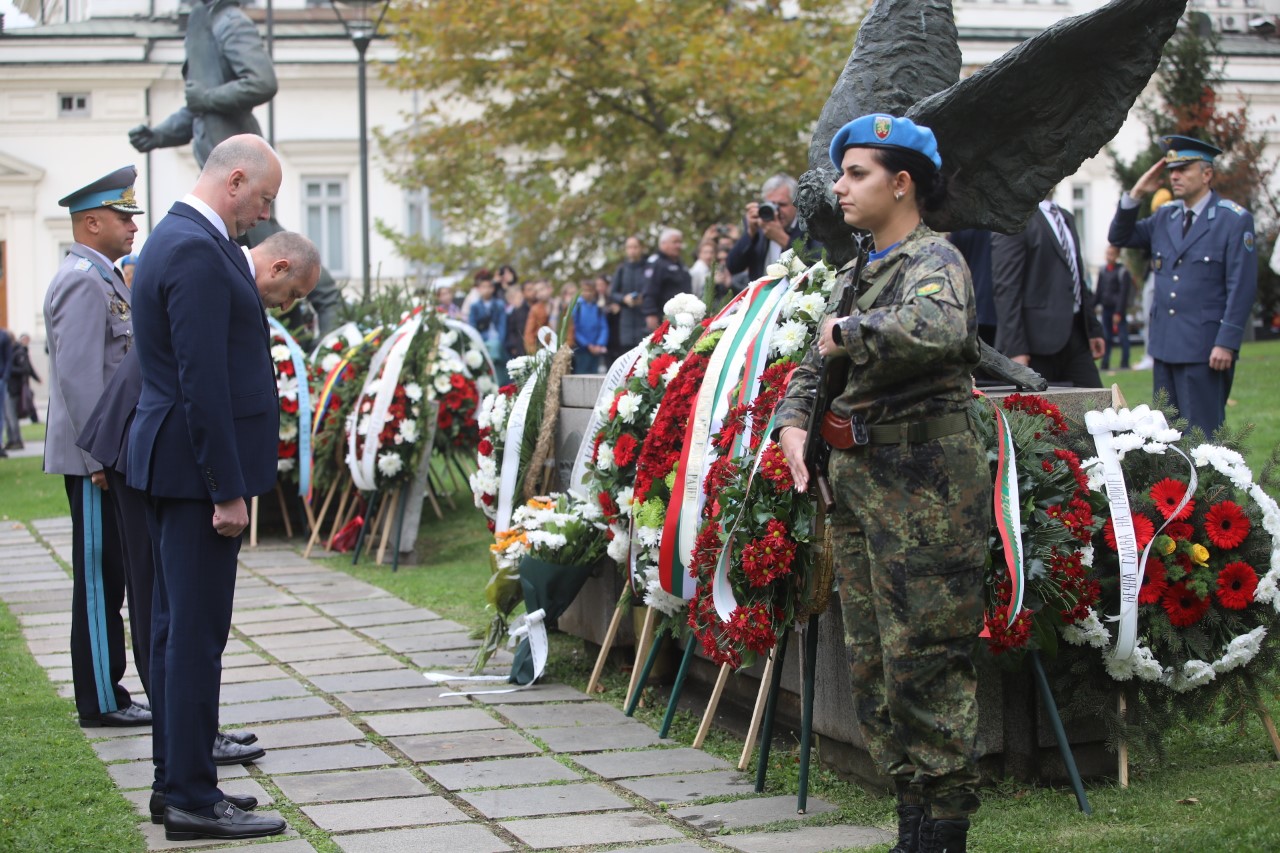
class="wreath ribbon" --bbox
[425,608,549,695]
[443,316,498,382]
[267,317,314,498]
[495,329,557,532]
[976,392,1025,633]
[569,342,646,495]
[348,315,424,492]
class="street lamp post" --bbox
[329,0,390,303]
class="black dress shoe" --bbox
[149,790,258,824]
[164,801,285,841]
[213,733,265,766]
[220,729,258,746]
[79,702,152,728]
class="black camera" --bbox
[757,201,777,222]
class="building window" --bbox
[404,187,444,281]
[303,178,347,276]
[58,93,91,118]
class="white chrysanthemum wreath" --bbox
[1066,406,1280,693]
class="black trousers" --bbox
[104,467,154,699]
[147,496,241,811]
[1028,316,1102,389]
[64,475,132,719]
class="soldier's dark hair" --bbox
[871,147,947,213]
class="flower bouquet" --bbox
[269,322,308,487]
[430,323,493,463]
[471,382,518,530]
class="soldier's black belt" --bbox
[820,410,972,449]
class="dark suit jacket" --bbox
[77,349,141,475]
[727,221,805,281]
[991,206,1104,358]
[126,202,278,503]
[1095,263,1132,314]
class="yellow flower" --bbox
[1156,535,1176,556]
[1190,543,1210,566]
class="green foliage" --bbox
[378,0,858,278]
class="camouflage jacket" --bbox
[775,223,980,431]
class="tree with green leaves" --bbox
[377,0,856,280]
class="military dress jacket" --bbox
[775,223,980,432]
[43,244,133,477]
[640,252,692,319]
[127,202,278,504]
[1108,190,1256,363]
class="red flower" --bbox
[702,456,736,499]
[450,373,468,391]
[279,360,295,376]
[649,321,671,344]
[1002,394,1068,434]
[277,440,297,458]
[281,397,299,414]
[598,491,619,519]
[481,492,495,506]
[1138,558,1168,605]
[1204,500,1251,550]
[499,384,517,396]
[1216,561,1258,610]
[478,438,493,456]
[1102,513,1155,552]
[724,602,778,655]
[1162,581,1211,627]
[1150,478,1195,521]
[1164,521,1194,542]
[758,442,793,492]
[647,354,678,388]
[613,433,639,468]
[983,608,1033,655]
[332,340,345,352]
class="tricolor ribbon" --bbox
[267,316,313,497]
[977,392,1025,633]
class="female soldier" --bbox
[776,115,990,853]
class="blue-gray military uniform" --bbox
[43,166,149,726]
[1108,135,1256,438]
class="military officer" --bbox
[777,115,989,853]
[44,166,151,728]
[1108,135,1257,438]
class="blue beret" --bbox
[1161,135,1221,166]
[829,114,942,172]
[120,254,140,267]
[58,165,145,215]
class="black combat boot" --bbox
[889,803,926,853]
[924,817,969,853]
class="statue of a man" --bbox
[130,0,342,334]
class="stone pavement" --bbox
[0,517,893,852]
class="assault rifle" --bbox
[802,233,870,513]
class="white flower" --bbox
[786,253,809,278]
[477,376,496,396]
[405,382,424,402]
[320,352,341,373]
[644,568,687,616]
[662,325,692,353]
[276,375,299,401]
[1142,442,1169,454]
[434,375,453,395]
[1170,660,1216,692]
[766,262,790,279]
[617,487,635,512]
[1111,432,1145,456]
[792,292,827,323]
[527,530,569,551]
[770,319,809,357]
[270,344,291,363]
[377,452,404,477]
[277,458,295,473]
[674,312,695,328]
[1079,545,1095,568]
[606,529,631,563]
[662,360,681,387]
[440,330,459,349]
[1061,610,1109,649]
[664,293,706,324]
[507,356,532,382]
[595,442,614,471]
[464,349,484,371]
[398,420,419,443]
[279,422,298,442]
[476,455,496,477]
[635,525,662,548]
[615,392,642,424]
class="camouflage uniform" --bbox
[775,223,990,819]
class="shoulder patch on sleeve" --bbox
[73,257,93,272]
[1244,232,1255,252]
[915,281,943,297]
[1217,199,1246,216]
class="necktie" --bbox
[1049,205,1082,311]
[1183,209,1194,237]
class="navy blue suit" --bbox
[127,201,277,812]
[1109,191,1257,437]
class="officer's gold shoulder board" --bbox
[915,281,943,297]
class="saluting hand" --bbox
[213,498,249,538]
[1130,159,1166,200]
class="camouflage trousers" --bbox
[828,425,991,819]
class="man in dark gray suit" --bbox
[992,198,1106,388]
[44,166,152,728]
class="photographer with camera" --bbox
[727,174,805,280]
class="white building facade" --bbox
[1,0,1277,364]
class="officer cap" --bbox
[1161,135,1221,168]
[58,166,145,215]
[829,114,942,172]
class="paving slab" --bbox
[289,655,408,677]
[609,845,714,853]
[337,608,441,629]
[273,768,433,804]
[535,722,671,753]
[359,619,466,639]
[616,770,757,805]
[670,795,837,832]
[34,652,73,668]
[386,632,480,654]
[233,604,316,624]
[240,717,366,749]
[108,759,247,790]
[495,701,633,730]
[254,742,396,774]
[223,652,272,668]
[315,597,414,617]
[26,639,69,656]
[459,781,632,818]
[309,669,428,694]
[255,629,362,650]
[292,585,396,605]
[219,696,338,726]
[302,795,468,832]
[502,811,683,849]
[17,610,73,626]
[333,686,470,712]
[222,663,293,684]
[268,640,382,663]
[572,748,733,779]
[718,824,894,852]
[220,678,310,704]
[7,598,73,613]
[333,823,511,853]
[410,649,499,670]
[224,638,252,654]
[391,730,541,763]
[365,708,505,737]
[231,591,300,610]
[421,756,582,791]
[240,616,339,636]
[92,735,151,762]
[471,683,592,705]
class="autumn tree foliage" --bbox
[378,0,857,278]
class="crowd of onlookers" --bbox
[434,174,811,382]
[0,327,40,458]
